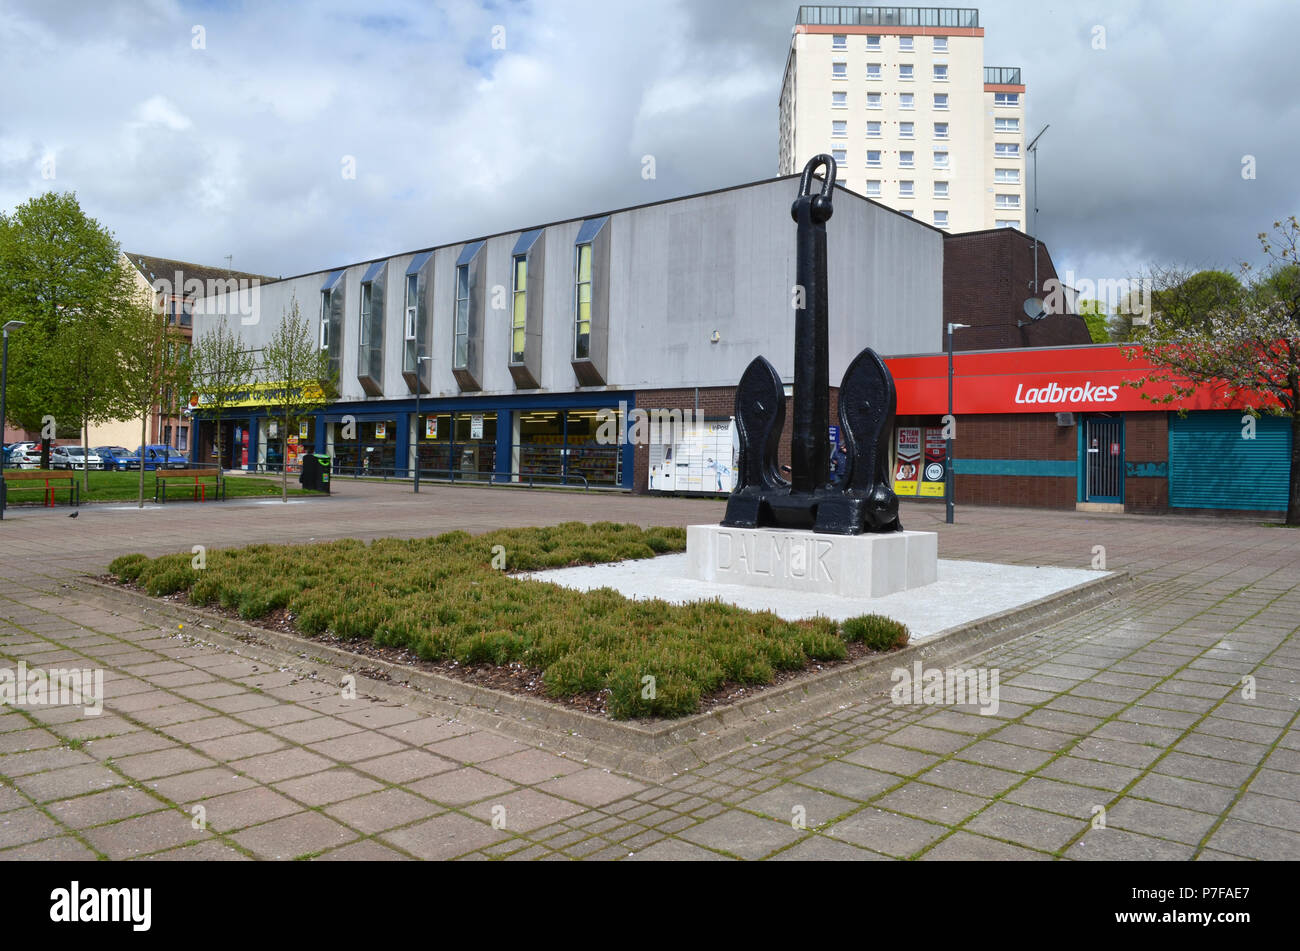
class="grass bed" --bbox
[108,522,909,719]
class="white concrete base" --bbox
[685,524,938,598]
[1076,502,1124,514]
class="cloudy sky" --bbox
[1,0,1296,289]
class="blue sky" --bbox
[1,0,1296,291]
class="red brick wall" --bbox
[1123,412,1169,513]
[943,229,1094,351]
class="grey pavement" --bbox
[0,478,1297,860]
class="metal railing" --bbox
[798,6,979,27]
[984,66,1023,85]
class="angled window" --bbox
[451,240,485,391]
[319,270,345,384]
[356,260,386,395]
[571,216,609,385]
[574,243,592,360]
[510,223,549,387]
[402,251,433,393]
[454,264,470,369]
[405,274,417,341]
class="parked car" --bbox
[137,445,188,470]
[95,446,140,471]
[8,443,43,469]
[52,446,103,470]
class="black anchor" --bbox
[722,154,902,535]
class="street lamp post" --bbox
[945,322,970,525]
[1,320,28,521]
[412,354,431,493]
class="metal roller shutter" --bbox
[1168,411,1291,510]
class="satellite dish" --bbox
[1023,298,1047,320]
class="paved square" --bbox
[0,481,1296,859]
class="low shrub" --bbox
[841,613,910,652]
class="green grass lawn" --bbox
[108,523,909,719]
[4,469,312,504]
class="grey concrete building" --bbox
[190,174,943,489]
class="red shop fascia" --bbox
[885,343,1251,416]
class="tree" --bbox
[1129,217,1300,525]
[1077,299,1112,343]
[261,295,334,501]
[115,282,188,508]
[0,192,134,483]
[184,319,257,468]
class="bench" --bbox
[0,469,80,508]
[155,468,226,504]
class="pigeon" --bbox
[68,511,78,518]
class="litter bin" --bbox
[298,453,331,494]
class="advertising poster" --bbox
[286,435,301,473]
[425,416,437,439]
[268,420,278,439]
[919,427,947,498]
[240,428,249,469]
[470,414,484,440]
[893,427,921,496]
[299,421,309,440]
[374,422,387,440]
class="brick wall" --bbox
[943,229,1094,351]
[1123,412,1169,513]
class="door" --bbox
[1083,416,1124,503]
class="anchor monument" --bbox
[686,154,938,597]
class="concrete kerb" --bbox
[77,568,1130,783]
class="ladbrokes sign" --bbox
[1013,381,1120,405]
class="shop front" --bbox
[886,344,1289,516]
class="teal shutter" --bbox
[1168,411,1291,510]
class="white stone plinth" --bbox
[686,525,938,599]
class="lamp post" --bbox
[412,353,431,493]
[945,322,970,525]
[1026,125,1050,296]
[1,320,28,521]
